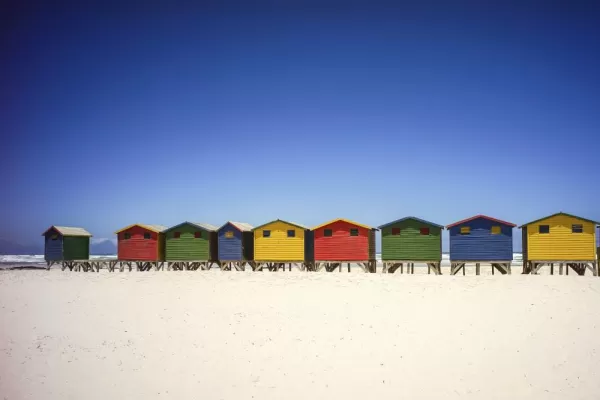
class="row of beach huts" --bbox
[43,213,600,275]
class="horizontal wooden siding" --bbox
[63,236,90,260]
[526,215,596,260]
[118,226,161,261]
[165,224,210,261]
[381,219,441,261]
[449,218,513,261]
[44,234,63,261]
[254,221,305,261]
[218,223,243,261]
[313,220,370,260]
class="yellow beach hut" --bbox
[520,212,599,275]
[252,219,309,271]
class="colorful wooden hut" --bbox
[42,226,92,262]
[218,222,254,271]
[115,224,167,267]
[311,218,377,272]
[252,219,308,271]
[164,222,218,270]
[520,212,599,275]
[378,217,444,275]
[446,215,516,275]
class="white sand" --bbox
[1,268,600,399]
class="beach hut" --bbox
[311,218,377,272]
[42,226,92,262]
[164,222,218,270]
[378,217,444,275]
[520,212,599,275]
[252,219,308,271]
[446,215,516,275]
[115,224,167,269]
[217,222,254,271]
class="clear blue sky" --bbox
[2,1,599,250]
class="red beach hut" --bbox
[115,224,167,261]
[310,218,377,271]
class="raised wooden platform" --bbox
[48,260,165,272]
[219,261,250,271]
[250,261,307,271]
[523,260,598,276]
[46,259,118,272]
[381,261,442,275]
[312,261,377,273]
[167,261,217,271]
[450,261,511,276]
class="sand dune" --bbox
[1,269,599,399]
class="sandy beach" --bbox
[1,269,600,399]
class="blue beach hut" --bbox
[217,222,254,270]
[42,226,92,262]
[446,215,516,275]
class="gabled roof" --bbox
[218,221,254,232]
[519,212,600,228]
[378,216,444,229]
[446,215,516,229]
[311,218,376,231]
[114,224,168,234]
[42,226,92,237]
[252,219,308,231]
[164,222,218,232]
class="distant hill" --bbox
[0,238,117,255]
[0,239,43,255]
[90,239,117,255]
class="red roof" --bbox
[446,214,516,229]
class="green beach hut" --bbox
[164,222,218,269]
[378,217,444,274]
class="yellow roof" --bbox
[114,224,167,234]
[311,218,374,231]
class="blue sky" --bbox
[2,1,600,251]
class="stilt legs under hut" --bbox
[450,261,512,276]
[167,261,215,271]
[52,259,120,272]
[382,261,442,275]
[219,261,249,271]
[251,261,307,272]
[313,260,376,273]
[525,260,598,276]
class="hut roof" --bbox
[114,224,168,234]
[42,226,92,237]
[446,215,516,229]
[218,221,254,232]
[378,217,444,229]
[164,222,218,232]
[519,212,600,228]
[311,218,377,231]
[252,219,308,231]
